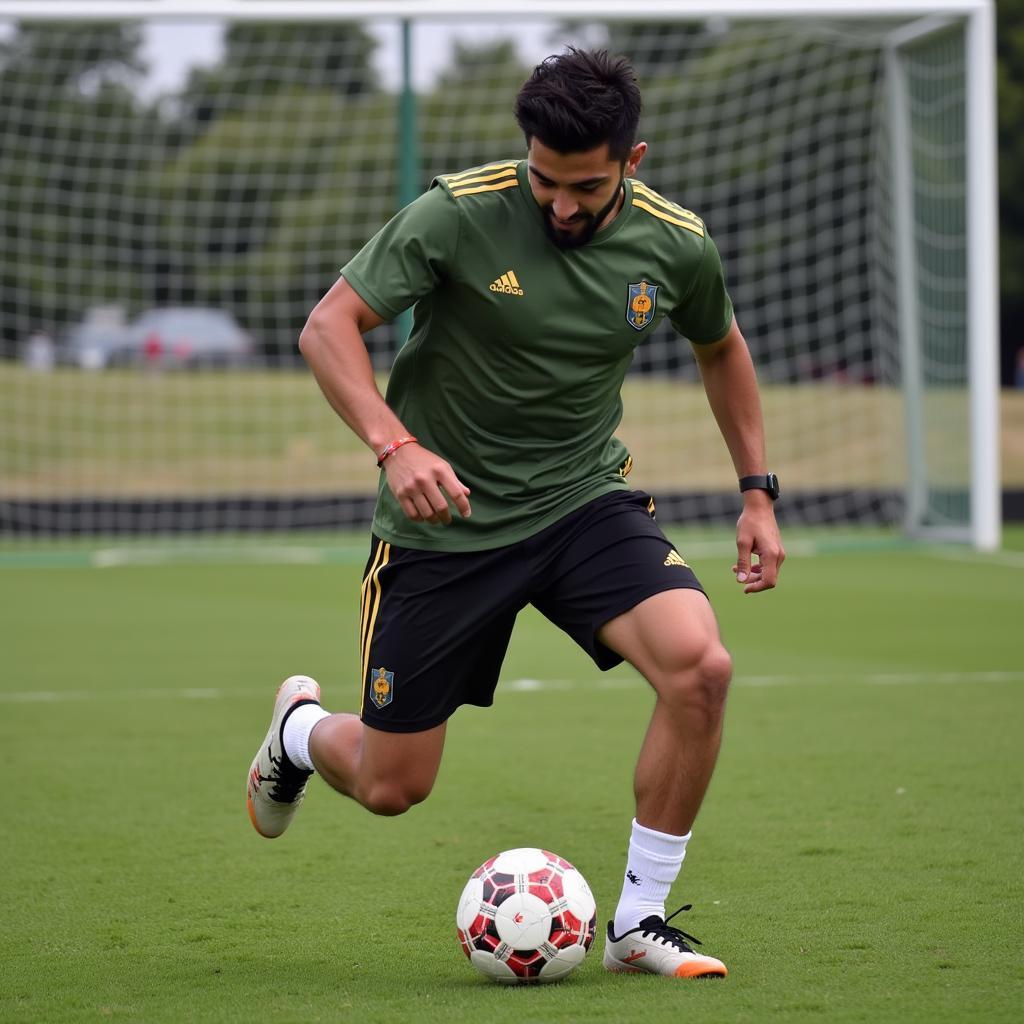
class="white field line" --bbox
[925,548,1024,570]
[88,542,1024,569]
[4,536,1022,572]
[2,670,1020,704]
[508,671,1024,691]
[0,686,240,703]
[75,536,825,569]
[91,546,328,567]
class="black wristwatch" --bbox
[739,473,780,501]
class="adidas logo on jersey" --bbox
[664,549,689,567]
[489,270,524,296]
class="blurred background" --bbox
[0,2,1017,543]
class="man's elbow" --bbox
[298,312,325,361]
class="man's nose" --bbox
[552,193,579,221]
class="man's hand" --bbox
[383,443,472,525]
[732,493,785,594]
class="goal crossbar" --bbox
[0,1,995,22]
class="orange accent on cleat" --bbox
[673,960,728,978]
[246,794,262,834]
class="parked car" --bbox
[63,307,255,369]
[60,306,129,369]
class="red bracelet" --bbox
[376,435,418,467]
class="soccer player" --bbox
[247,48,784,979]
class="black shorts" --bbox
[357,489,705,733]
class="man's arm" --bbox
[690,318,785,593]
[299,276,471,525]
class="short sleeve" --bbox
[668,233,734,344]
[340,183,460,321]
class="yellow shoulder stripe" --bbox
[631,182,703,226]
[444,168,518,190]
[444,161,518,185]
[632,199,705,237]
[450,178,519,199]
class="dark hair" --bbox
[514,48,641,162]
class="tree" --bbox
[421,41,531,183]
[149,87,398,360]
[178,23,378,131]
[0,21,159,356]
[146,23,388,359]
[0,20,145,100]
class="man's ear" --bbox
[625,141,648,178]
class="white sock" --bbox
[281,702,330,772]
[612,819,691,937]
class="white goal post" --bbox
[0,0,1000,547]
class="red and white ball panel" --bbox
[561,867,597,924]
[456,877,485,932]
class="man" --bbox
[247,48,784,979]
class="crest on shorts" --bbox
[369,666,395,709]
[626,280,659,331]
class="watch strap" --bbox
[739,473,780,500]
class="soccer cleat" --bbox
[603,905,728,979]
[246,675,321,838]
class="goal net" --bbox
[0,1,999,545]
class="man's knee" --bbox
[660,641,733,719]
[360,779,433,817]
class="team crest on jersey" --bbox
[626,280,659,331]
[370,666,395,709]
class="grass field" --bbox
[2,529,1022,1023]
[3,364,1023,496]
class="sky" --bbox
[138,18,570,97]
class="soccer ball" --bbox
[456,847,597,984]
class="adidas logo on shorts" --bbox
[664,549,689,567]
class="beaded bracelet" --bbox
[376,435,418,468]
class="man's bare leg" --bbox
[247,673,448,838]
[598,589,732,977]
[309,714,447,816]
[598,588,731,836]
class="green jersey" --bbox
[341,159,733,552]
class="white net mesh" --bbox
[0,10,975,539]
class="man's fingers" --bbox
[426,484,453,525]
[735,506,785,593]
[732,563,763,577]
[400,481,469,525]
[410,492,437,523]
[758,544,786,587]
[734,537,753,583]
[439,469,472,519]
[400,496,421,521]
[737,547,786,593]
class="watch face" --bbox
[766,473,780,500]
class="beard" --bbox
[541,176,624,250]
